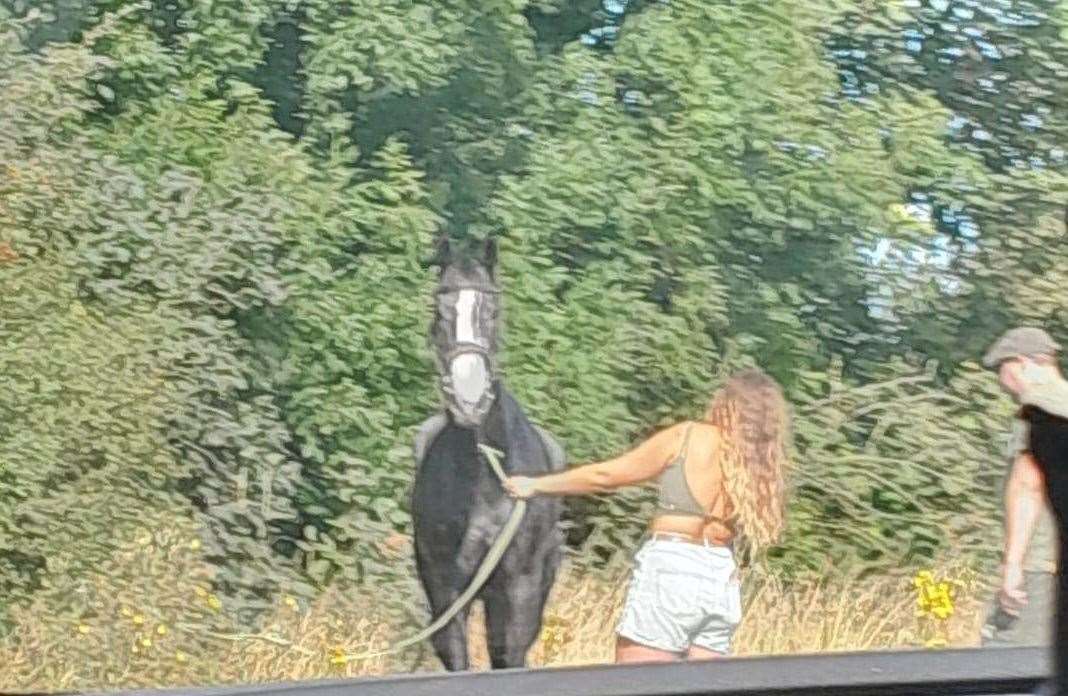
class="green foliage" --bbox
[279,139,440,590]
[3,0,1068,679]
[0,256,185,607]
[1,16,311,625]
[781,359,1013,575]
[828,0,1068,371]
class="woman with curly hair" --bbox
[503,368,791,663]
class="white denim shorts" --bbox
[616,535,742,654]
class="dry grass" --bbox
[0,523,991,692]
[512,562,986,667]
[0,555,986,691]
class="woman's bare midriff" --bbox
[648,513,734,546]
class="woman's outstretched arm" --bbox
[503,423,686,498]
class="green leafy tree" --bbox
[278,139,440,591]
[1,15,315,625]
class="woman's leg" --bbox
[615,636,680,664]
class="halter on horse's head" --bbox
[427,235,501,429]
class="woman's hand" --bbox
[503,476,539,499]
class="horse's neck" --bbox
[479,383,521,466]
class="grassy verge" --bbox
[0,526,989,692]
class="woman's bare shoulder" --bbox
[654,420,718,450]
[687,421,722,454]
[680,419,719,435]
[640,421,689,455]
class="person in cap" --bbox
[980,328,1060,650]
[983,326,1068,695]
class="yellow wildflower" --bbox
[175,651,188,664]
[77,624,90,635]
[284,595,298,609]
[539,614,573,661]
[141,637,152,648]
[157,624,168,636]
[207,594,222,611]
[132,614,145,626]
[911,570,958,650]
[193,586,208,598]
[932,605,953,620]
[913,573,955,620]
[328,647,347,666]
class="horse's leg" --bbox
[417,566,472,671]
[482,574,543,669]
[428,599,471,672]
[414,533,472,672]
[481,487,563,669]
[483,539,560,670]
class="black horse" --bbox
[411,235,566,671]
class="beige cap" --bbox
[982,326,1061,368]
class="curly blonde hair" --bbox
[704,368,791,555]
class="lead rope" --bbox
[336,443,525,664]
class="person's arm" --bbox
[1004,452,1045,566]
[1000,451,1046,612]
[503,424,686,498]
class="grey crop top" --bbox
[655,422,708,517]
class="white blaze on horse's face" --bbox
[455,289,478,344]
[449,289,491,422]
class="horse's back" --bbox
[413,412,449,466]
[532,424,566,473]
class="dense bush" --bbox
[2,0,1068,655]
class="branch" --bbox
[797,372,935,414]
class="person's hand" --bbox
[998,562,1028,615]
[503,476,538,499]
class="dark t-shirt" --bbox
[1022,405,1068,695]
[1024,406,1068,525]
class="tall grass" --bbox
[0,532,990,693]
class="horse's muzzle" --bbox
[442,352,495,427]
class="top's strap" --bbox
[678,422,696,462]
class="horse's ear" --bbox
[482,236,498,276]
[423,234,451,270]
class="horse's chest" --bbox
[414,447,507,525]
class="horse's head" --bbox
[427,235,501,429]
